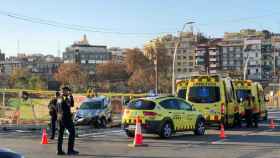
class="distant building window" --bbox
[223,47,227,53]
[177,68,181,72]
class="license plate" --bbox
[128,125,136,129]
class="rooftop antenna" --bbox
[57,41,61,57]
[17,40,20,55]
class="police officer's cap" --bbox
[55,91,60,97]
[61,86,71,91]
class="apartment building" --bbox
[243,38,262,81]
[144,32,196,79]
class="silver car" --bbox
[74,96,112,128]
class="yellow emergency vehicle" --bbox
[122,96,206,138]
[176,80,189,99]
[185,75,238,127]
[233,80,267,120]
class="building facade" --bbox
[108,47,126,64]
[144,32,196,79]
[243,38,262,81]
[0,49,5,61]
[63,35,112,75]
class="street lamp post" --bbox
[243,56,250,80]
[154,56,158,95]
[172,21,195,95]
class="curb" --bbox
[0,124,48,131]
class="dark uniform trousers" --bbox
[245,109,253,127]
[50,116,57,138]
[57,117,75,152]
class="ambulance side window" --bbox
[177,89,186,99]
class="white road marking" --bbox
[77,129,124,138]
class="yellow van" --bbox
[233,80,267,121]
[176,80,189,99]
[185,75,238,127]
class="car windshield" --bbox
[236,89,251,103]
[80,101,103,109]
[127,99,156,110]
[188,86,220,103]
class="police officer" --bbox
[48,91,60,139]
[251,96,259,128]
[245,96,253,128]
[57,87,79,155]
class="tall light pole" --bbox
[172,21,195,95]
[153,44,158,95]
[243,56,250,80]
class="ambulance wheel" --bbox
[125,130,135,138]
[159,122,173,138]
[194,119,205,135]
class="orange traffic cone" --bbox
[41,128,48,144]
[269,119,276,129]
[128,116,147,147]
[220,124,226,139]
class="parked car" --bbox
[74,96,112,128]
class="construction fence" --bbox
[0,89,146,126]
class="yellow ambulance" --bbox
[176,80,189,99]
[233,80,267,120]
[185,75,238,127]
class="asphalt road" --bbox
[1,111,280,158]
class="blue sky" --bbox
[1,0,280,56]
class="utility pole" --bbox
[17,40,20,54]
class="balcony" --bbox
[209,70,217,74]
[209,58,217,62]
[209,51,217,56]
[196,52,205,56]
[210,64,217,68]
